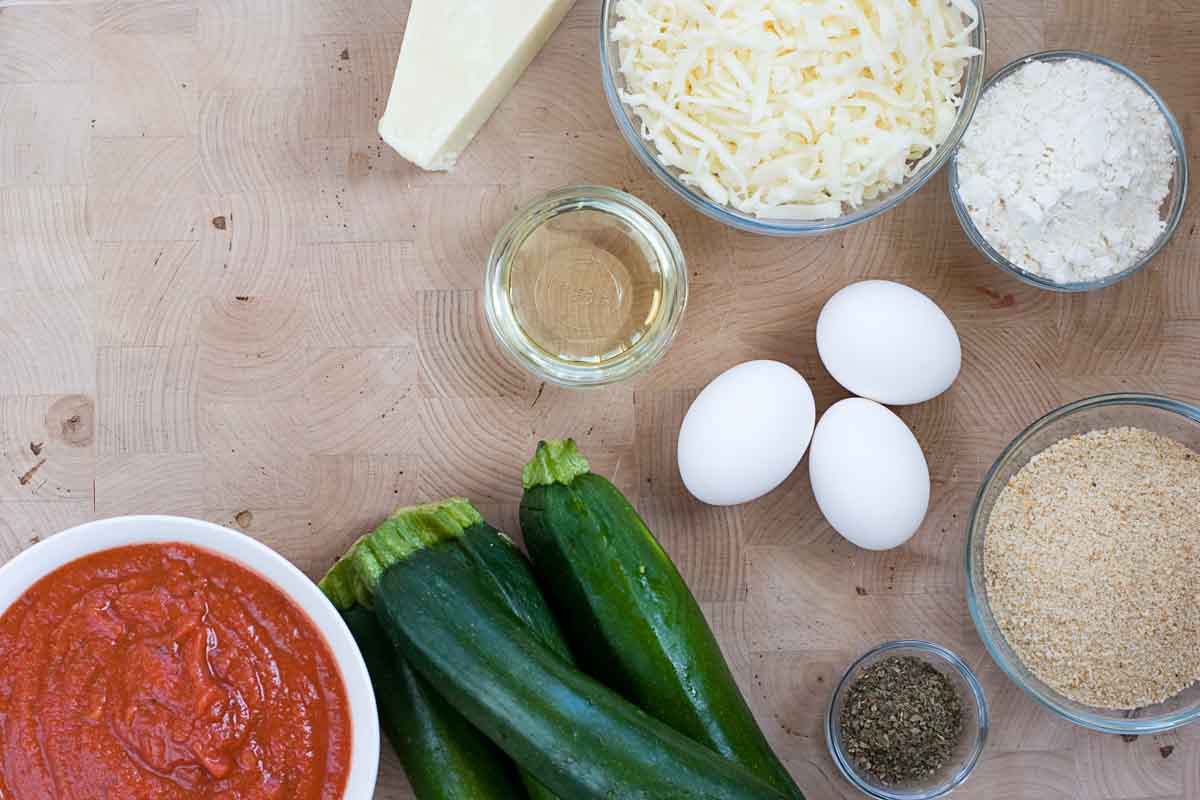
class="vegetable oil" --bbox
[507,208,664,364]
[485,186,686,387]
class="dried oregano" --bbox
[839,655,963,786]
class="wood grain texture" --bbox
[0,1,1198,798]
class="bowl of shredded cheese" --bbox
[601,0,986,236]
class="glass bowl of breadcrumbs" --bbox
[966,394,1200,734]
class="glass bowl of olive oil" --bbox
[485,186,687,387]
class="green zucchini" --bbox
[340,605,526,799]
[520,439,805,799]
[323,500,792,800]
[325,500,563,800]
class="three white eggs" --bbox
[677,281,959,551]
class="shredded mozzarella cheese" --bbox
[612,0,980,219]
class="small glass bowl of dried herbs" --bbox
[826,641,988,799]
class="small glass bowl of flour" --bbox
[948,50,1188,292]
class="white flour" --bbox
[956,58,1176,284]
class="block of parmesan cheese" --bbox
[379,0,576,171]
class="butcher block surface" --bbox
[1,1,1198,797]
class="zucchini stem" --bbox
[319,498,483,610]
[522,439,591,490]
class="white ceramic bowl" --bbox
[0,515,380,799]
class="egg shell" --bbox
[677,360,816,506]
[809,398,930,550]
[816,280,961,405]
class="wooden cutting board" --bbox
[1,1,1197,797]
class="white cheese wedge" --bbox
[379,0,576,171]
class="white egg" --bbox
[809,398,930,550]
[816,280,961,405]
[678,360,816,506]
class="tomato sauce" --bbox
[0,544,351,800]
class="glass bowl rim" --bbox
[964,392,1200,734]
[483,184,688,388]
[599,0,989,236]
[947,49,1190,293]
[825,639,990,800]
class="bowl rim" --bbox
[947,49,1191,293]
[965,393,1200,734]
[825,639,990,800]
[0,515,381,799]
[599,0,989,236]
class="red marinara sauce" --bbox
[0,543,351,800]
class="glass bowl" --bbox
[966,394,1200,734]
[599,0,988,236]
[484,185,687,387]
[826,641,989,800]
[948,50,1189,292]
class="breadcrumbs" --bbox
[984,427,1200,709]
